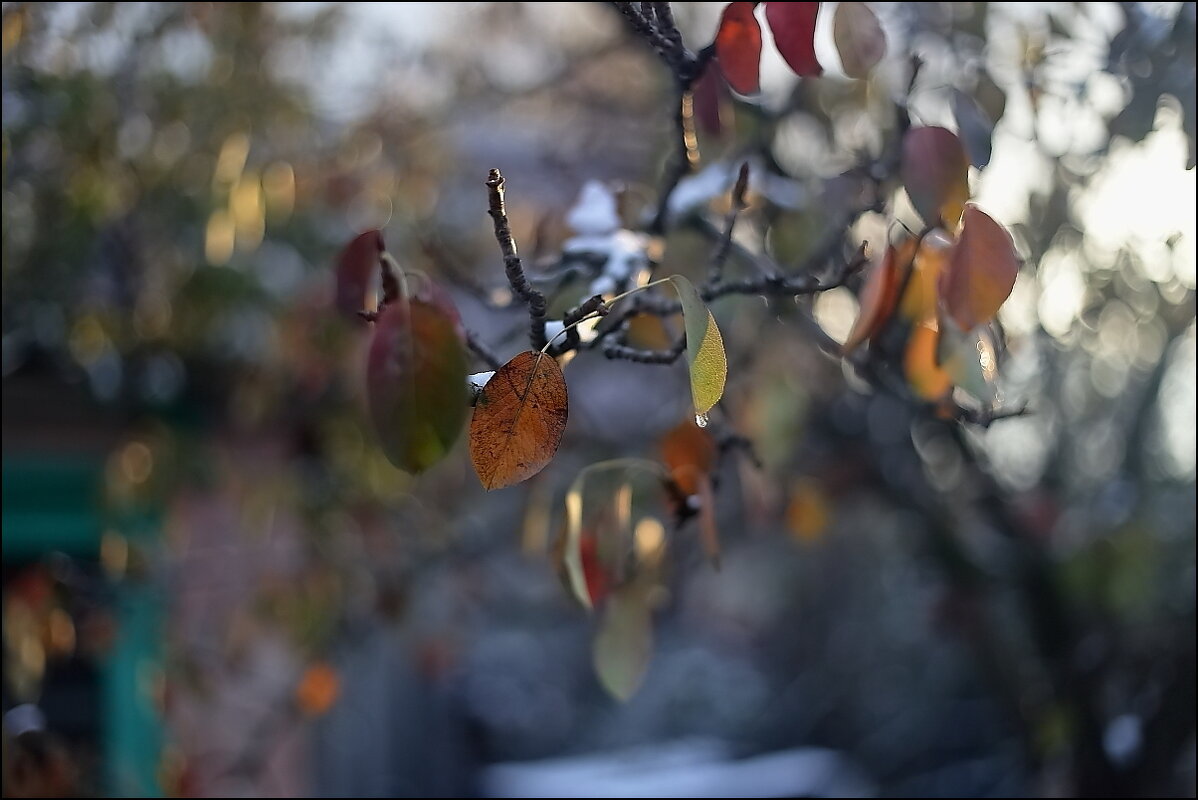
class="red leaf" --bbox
[580,534,610,606]
[715,2,763,95]
[940,205,1020,330]
[335,230,384,318]
[901,127,970,229]
[765,2,822,77]
[366,283,469,474]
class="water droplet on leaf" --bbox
[694,413,709,428]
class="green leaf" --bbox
[666,275,727,418]
[366,284,469,473]
[593,579,654,702]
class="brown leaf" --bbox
[715,2,763,95]
[335,230,383,318]
[901,127,970,229]
[660,418,717,496]
[940,205,1019,330]
[765,2,822,77]
[833,1,886,79]
[469,351,568,490]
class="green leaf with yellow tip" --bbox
[666,275,727,417]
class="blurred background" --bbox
[1,2,1194,797]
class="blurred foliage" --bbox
[2,2,1195,797]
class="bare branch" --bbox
[485,168,548,350]
[465,329,502,371]
[708,162,750,285]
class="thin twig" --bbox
[465,329,502,370]
[708,162,750,285]
[485,168,548,350]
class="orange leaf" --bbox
[334,230,383,318]
[904,321,952,401]
[901,127,970,229]
[786,478,830,543]
[940,205,1019,330]
[660,418,717,496]
[842,239,912,353]
[296,663,340,716]
[469,351,569,490]
[765,2,822,77]
[899,229,953,323]
[715,2,763,94]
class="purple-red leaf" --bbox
[692,62,732,136]
[765,2,822,77]
[715,2,763,95]
[366,283,469,474]
[940,205,1020,330]
[335,230,384,319]
[901,127,970,229]
[832,2,886,79]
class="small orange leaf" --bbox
[901,127,970,229]
[765,2,823,77]
[786,478,830,543]
[469,351,569,490]
[904,321,952,401]
[940,205,1019,331]
[296,663,340,716]
[715,2,763,94]
[660,418,717,496]
[899,229,953,323]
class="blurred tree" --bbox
[2,2,1194,797]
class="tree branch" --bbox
[486,168,548,350]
